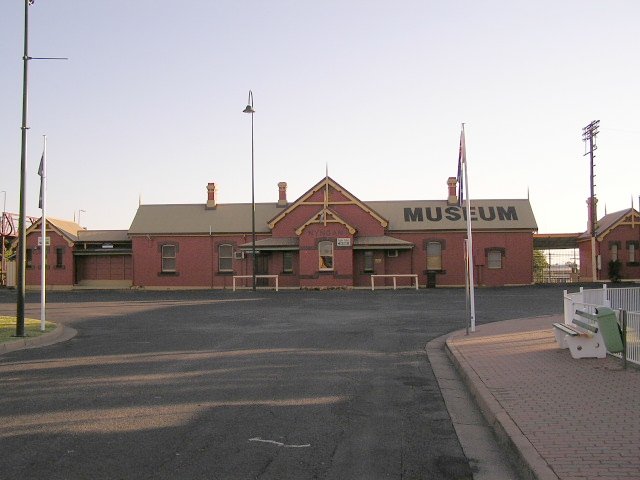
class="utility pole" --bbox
[582,120,600,282]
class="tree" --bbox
[533,250,550,283]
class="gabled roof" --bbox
[26,217,84,243]
[128,203,280,235]
[268,176,388,229]
[578,208,640,241]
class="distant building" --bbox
[20,176,539,289]
[578,207,640,281]
[23,218,132,288]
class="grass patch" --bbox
[0,316,56,344]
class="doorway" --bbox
[255,254,269,287]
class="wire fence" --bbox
[534,248,581,283]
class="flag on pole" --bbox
[39,137,47,332]
[38,152,45,209]
[458,124,476,333]
[457,129,466,206]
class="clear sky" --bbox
[1,1,638,233]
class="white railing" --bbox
[564,285,640,366]
[606,285,640,312]
[370,274,419,291]
[232,275,279,292]
[622,311,640,365]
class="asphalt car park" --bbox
[0,286,566,479]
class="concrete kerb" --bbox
[444,330,560,480]
[0,323,77,355]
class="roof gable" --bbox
[579,208,640,240]
[26,217,83,244]
[268,176,388,230]
[295,207,357,235]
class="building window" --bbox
[426,242,442,271]
[218,244,233,272]
[487,250,503,269]
[364,251,374,273]
[628,242,638,263]
[161,245,176,272]
[611,243,619,262]
[56,247,64,268]
[283,252,293,273]
[26,248,33,268]
[319,241,333,271]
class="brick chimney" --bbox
[277,182,288,207]
[206,182,217,209]
[447,177,458,205]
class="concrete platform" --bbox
[445,315,640,480]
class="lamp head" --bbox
[243,90,254,113]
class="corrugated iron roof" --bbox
[77,230,130,242]
[353,236,414,249]
[367,199,538,231]
[128,203,282,235]
[128,198,538,234]
[578,208,639,240]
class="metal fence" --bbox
[534,248,580,283]
[564,285,640,366]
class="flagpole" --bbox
[461,125,476,332]
[40,135,46,331]
[464,239,470,336]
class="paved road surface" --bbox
[0,287,566,479]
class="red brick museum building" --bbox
[22,176,540,289]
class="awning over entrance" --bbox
[238,237,299,251]
[353,236,414,250]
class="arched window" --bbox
[318,241,334,271]
[219,244,233,272]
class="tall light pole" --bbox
[16,0,32,337]
[15,1,67,336]
[243,91,257,291]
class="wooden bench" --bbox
[553,309,607,359]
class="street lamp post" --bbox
[243,91,257,291]
[16,0,32,337]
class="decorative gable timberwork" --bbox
[268,176,388,231]
[295,208,357,236]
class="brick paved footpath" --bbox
[446,315,640,480]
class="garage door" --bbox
[76,255,132,282]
